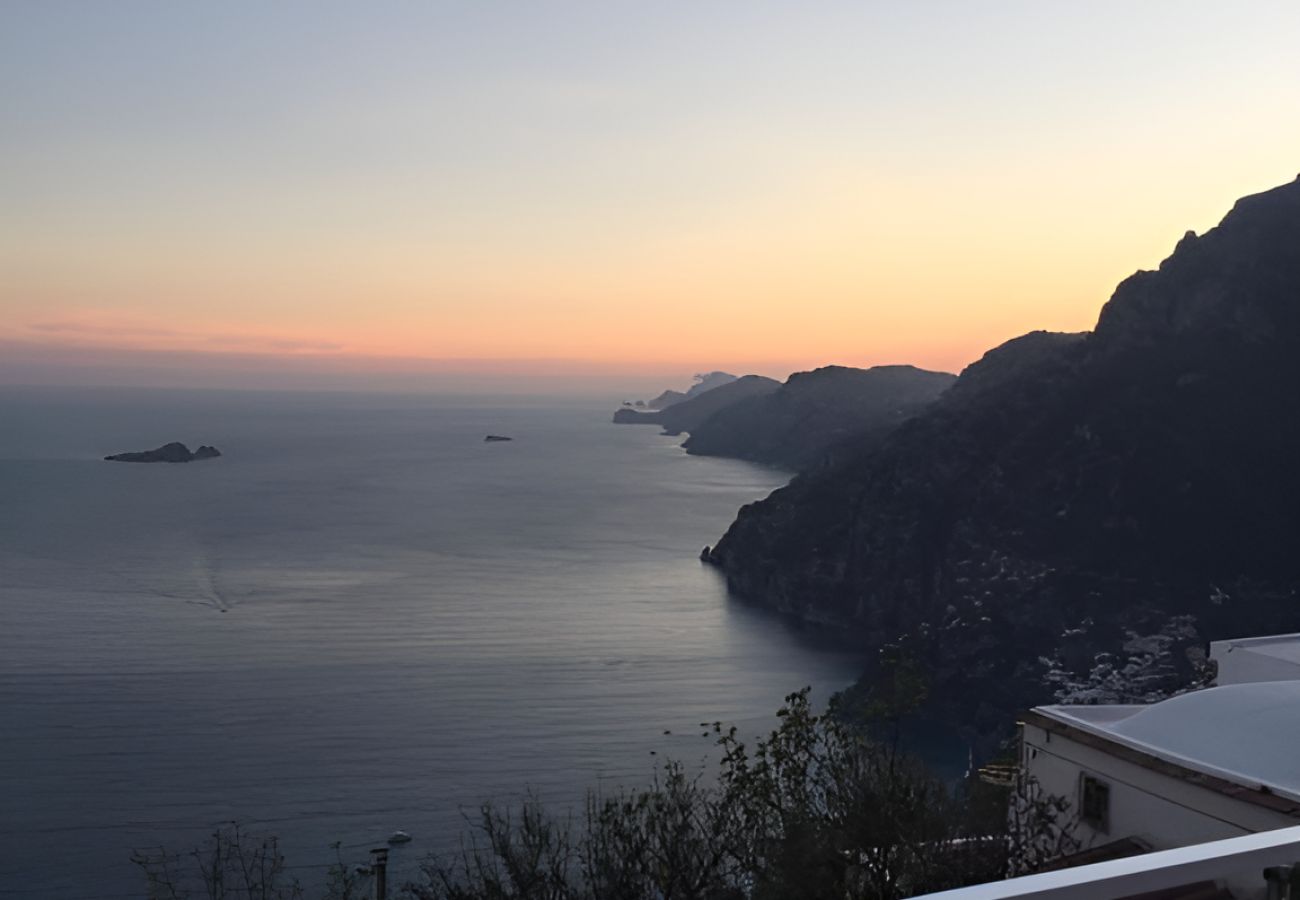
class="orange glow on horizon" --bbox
[7,161,1295,384]
[4,3,1299,390]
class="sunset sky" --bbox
[3,1,1299,392]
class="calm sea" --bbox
[0,386,863,898]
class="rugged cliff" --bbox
[682,365,955,470]
[707,176,1300,738]
[639,372,739,411]
[613,375,781,433]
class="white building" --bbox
[1013,634,1300,899]
[1210,633,1300,685]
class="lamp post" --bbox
[370,847,389,900]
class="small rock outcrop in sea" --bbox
[483,435,513,442]
[104,442,222,463]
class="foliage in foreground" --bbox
[132,825,362,900]
[137,689,1078,900]
[413,689,1074,900]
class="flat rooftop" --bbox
[1033,681,1300,804]
[1212,632,1300,665]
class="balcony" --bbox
[916,825,1300,900]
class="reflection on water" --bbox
[0,388,865,898]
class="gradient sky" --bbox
[3,1,1299,391]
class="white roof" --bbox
[1212,633,1300,665]
[1036,682,1300,802]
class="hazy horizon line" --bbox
[0,336,969,396]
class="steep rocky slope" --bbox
[613,375,781,433]
[640,372,739,410]
[706,176,1300,739]
[682,365,955,470]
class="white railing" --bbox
[917,825,1300,900]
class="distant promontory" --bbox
[104,442,222,463]
[614,375,781,434]
[615,365,955,471]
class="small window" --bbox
[1080,773,1110,833]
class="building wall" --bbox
[1022,722,1295,898]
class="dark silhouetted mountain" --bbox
[639,372,738,411]
[684,371,738,398]
[682,365,955,470]
[647,390,688,410]
[104,442,222,463]
[614,375,781,431]
[706,176,1300,743]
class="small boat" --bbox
[484,435,513,442]
[387,830,413,845]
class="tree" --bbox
[132,823,304,900]
[410,689,1037,900]
[133,824,364,900]
[138,693,1077,900]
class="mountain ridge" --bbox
[682,364,955,470]
[613,375,782,433]
[705,175,1300,741]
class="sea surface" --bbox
[0,386,864,898]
